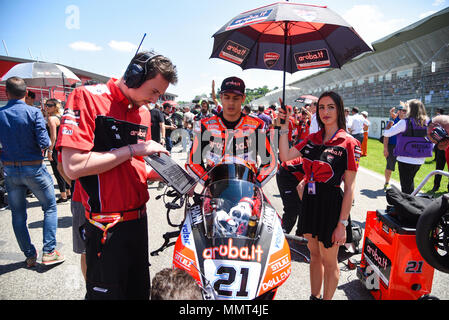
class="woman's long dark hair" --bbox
[316,91,346,131]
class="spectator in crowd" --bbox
[309,101,319,134]
[25,90,36,107]
[257,105,272,130]
[344,107,352,133]
[267,104,277,122]
[290,107,300,144]
[57,51,176,300]
[383,104,407,190]
[194,100,212,121]
[0,77,64,267]
[150,103,166,146]
[182,105,195,152]
[360,111,370,157]
[45,98,71,203]
[171,105,184,128]
[170,105,185,151]
[183,105,195,129]
[162,102,176,152]
[432,108,447,192]
[242,105,251,115]
[278,91,360,300]
[151,268,203,300]
[349,107,365,144]
[383,99,432,194]
[297,108,311,143]
[193,104,202,115]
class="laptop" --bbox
[144,153,199,195]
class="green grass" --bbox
[359,138,448,196]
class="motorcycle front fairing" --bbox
[173,178,292,300]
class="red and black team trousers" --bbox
[83,216,150,300]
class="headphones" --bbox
[123,51,160,89]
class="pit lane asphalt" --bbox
[1,145,448,300]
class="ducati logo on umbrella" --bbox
[263,52,280,69]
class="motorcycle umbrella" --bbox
[1,62,81,87]
[210,1,372,105]
[295,94,318,104]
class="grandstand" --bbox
[252,7,449,138]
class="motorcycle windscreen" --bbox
[202,180,263,238]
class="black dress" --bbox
[294,129,361,248]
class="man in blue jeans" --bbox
[0,77,64,267]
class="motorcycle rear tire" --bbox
[416,195,449,274]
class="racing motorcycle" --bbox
[151,162,292,300]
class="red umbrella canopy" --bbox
[162,100,178,106]
[211,2,372,73]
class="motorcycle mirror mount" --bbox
[189,261,218,300]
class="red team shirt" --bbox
[56,79,151,215]
[294,129,361,186]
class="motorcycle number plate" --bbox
[204,260,261,300]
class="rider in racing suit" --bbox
[186,76,277,187]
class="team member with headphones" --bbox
[57,51,177,300]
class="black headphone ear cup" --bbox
[124,63,145,88]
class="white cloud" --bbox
[108,40,138,53]
[342,5,406,45]
[432,0,445,6]
[69,41,103,51]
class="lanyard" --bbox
[322,129,339,143]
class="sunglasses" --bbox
[45,104,56,107]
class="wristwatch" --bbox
[339,219,349,227]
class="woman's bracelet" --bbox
[279,129,289,136]
[127,144,135,159]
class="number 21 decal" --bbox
[405,260,424,273]
[214,266,249,297]
[204,260,261,299]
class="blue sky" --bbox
[0,0,446,101]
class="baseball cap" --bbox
[220,76,245,96]
[361,111,368,117]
